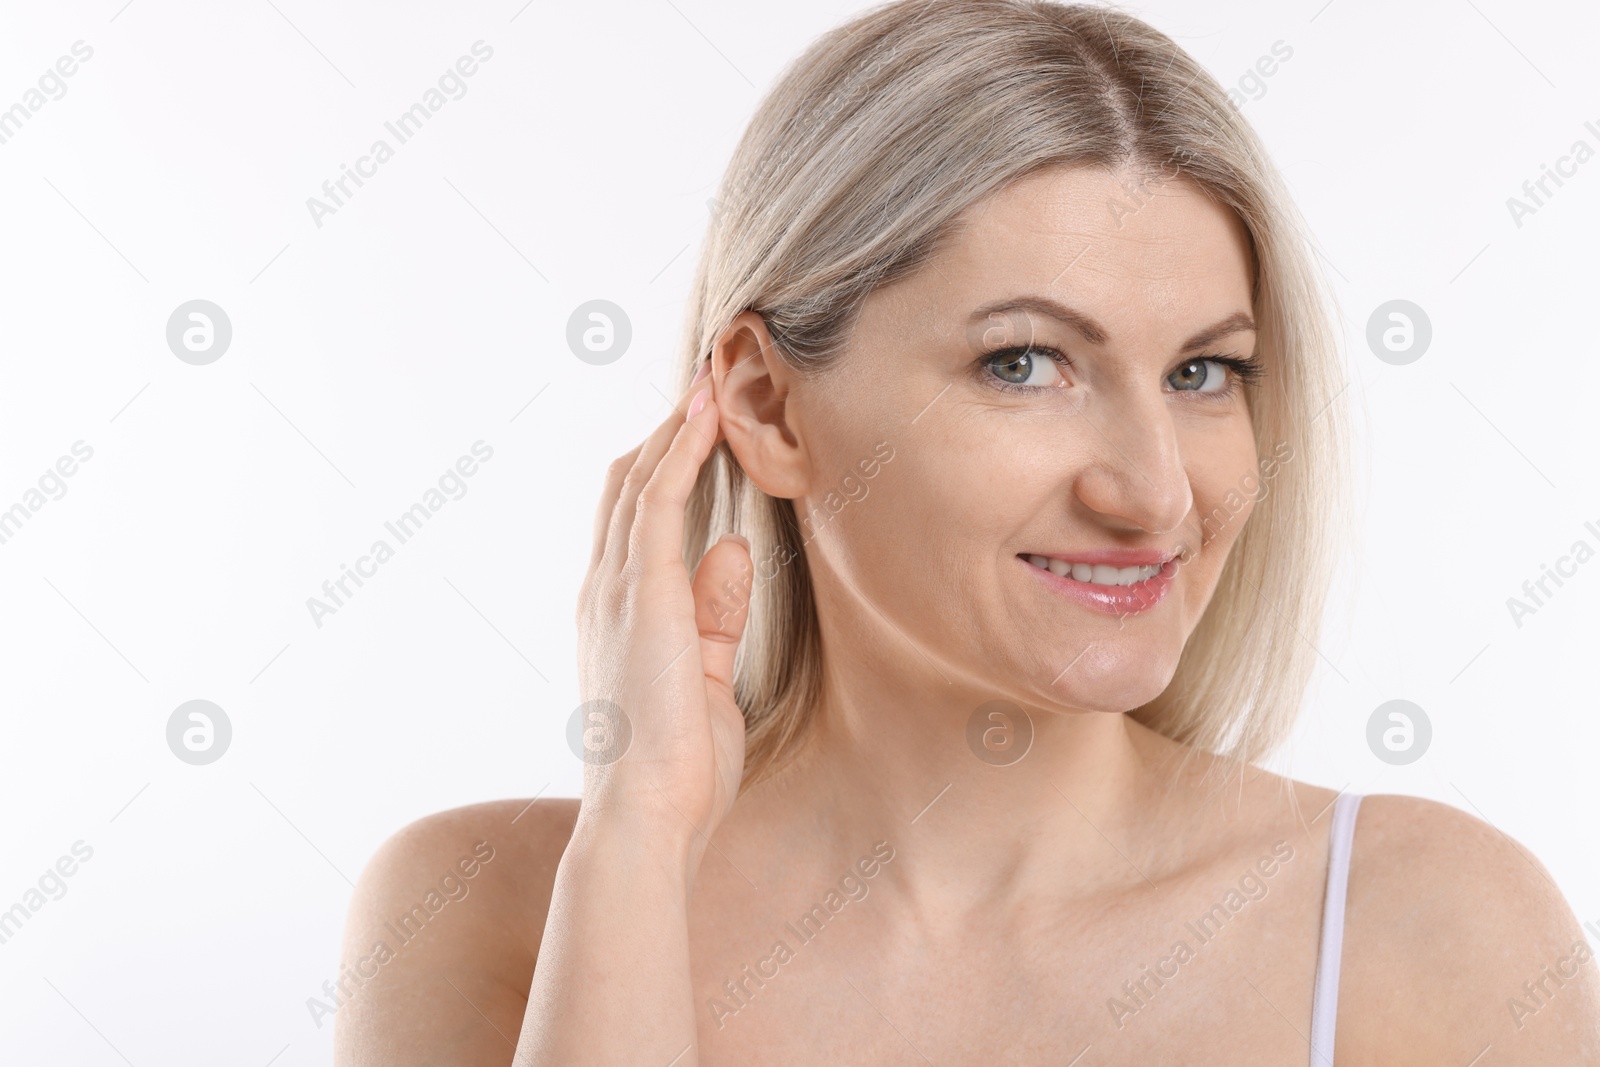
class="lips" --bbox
[1018,552,1178,615]
[1020,554,1161,586]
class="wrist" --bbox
[570,797,706,893]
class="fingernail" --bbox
[691,361,712,384]
[688,386,709,418]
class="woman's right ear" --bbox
[711,311,812,502]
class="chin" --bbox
[1042,650,1180,714]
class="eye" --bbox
[1169,358,1229,393]
[980,344,1071,394]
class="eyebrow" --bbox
[969,296,1256,353]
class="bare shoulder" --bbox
[1339,793,1600,1064]
[331,797,580,1066]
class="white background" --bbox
[1,0,1596,1063]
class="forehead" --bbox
[901,164,1256,344]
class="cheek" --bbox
[825,441,1007,608]
[868,429,1025,536]
[1191,437,1263,550]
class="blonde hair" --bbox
[676,0,1352,792]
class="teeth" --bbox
[1025,554,1161,585]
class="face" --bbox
[724,164,1263,716]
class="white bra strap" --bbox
[1308,791,1363,1067]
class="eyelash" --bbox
[978,344,1265,399]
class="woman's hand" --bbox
[511,372,747,1066]
[575,363,752,868]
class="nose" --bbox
[1070,392,1193,535]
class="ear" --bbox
[712,310,812,500]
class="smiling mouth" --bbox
[1019,554,1163,586]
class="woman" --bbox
[335,1,1600,1063]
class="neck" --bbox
[749,618,1198,924]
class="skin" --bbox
[333,166,1600,1065]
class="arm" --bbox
[1340,794,1600,1064]
[332,802,555,1066]
[512,808,702,1065]
[336,368,746,1066]
[514,365,748,1065]
[331,799,709,1067]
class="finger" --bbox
[602,374,712,579]
[693,533,752,693]
[589,442,643,576]
[623,390,719,576]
